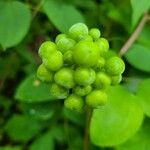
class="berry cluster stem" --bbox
[119,12,150,57]
[83,108,92,150]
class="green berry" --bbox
[69,23,88,41]
[93,72,111,89]
[73,41,99,67]
[38,41,57,58]
[86,90,107,107]
[54,68,75,88]
[111,74,122,85]
[94,57,105,71]
[43,51,63,71]
[80,35,93,42]
[89,28,101,40]
[50,83,69,99]
[56,37,76,54]
[64,94,84,112]
[55,33,67,43]
[105,56,125,75]
[95,38,109,56]
[74,67,96,86]
[74,85,92,96]
[63,50,73,65]
[37,64,53,82]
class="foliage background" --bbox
[0,0,150,150]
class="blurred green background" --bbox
[0,0,150,150]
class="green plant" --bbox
[0,0,150,150]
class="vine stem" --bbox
[83,108,92,150]
[119,13,150,56]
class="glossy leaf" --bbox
[125,43,150,72]
[0,1,31,49]
[116,118,150,150]
[43,0,84,32]
[131,0,150,27]
[137,79,150,117]
[15,74,55,103]
[90,85,144,147]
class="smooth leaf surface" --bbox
[29,131,54,150]
[90,85,144,147]
[125,43,150,72]
[0,146,21,150]
[43,0,84,32]
[15,74,55,103]
[116,119,150,150]
[5,115,44,142]
[0,1,31,49]
[131,0,150,27]
[137,79,150,117]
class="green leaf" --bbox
[15,74,55,103]
[0,146,21,150]
[21,102,55,120]
[29,131,54,150]
[43,0,84,32]
[137,79,150,117]
[125,43,150,72]
[0,1,31,49]
[116,118,150,150]
[131,0,150,27]
[90,85,144,147]
[5,115,44,142]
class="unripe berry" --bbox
[74,85,92,96]
[73,41,99,67]
[55,33,67,43]
[50,83,69,99]
[37,64,53,82]
[94,57,105,71]
[86,90,107,107]
[54,68,75,88]
[89,28,101,40]
[43,51,63,71]
[105,56,125,75]
[111,74,122,85]
[64,94,84,112]
[38,41,57,58]
[93,72,111,89]
[74,67,96,86]
[69,23,88,41]
[95,38,109,56]
[63,50,73,65]
[56,37,76,54]
[80,35,93,42]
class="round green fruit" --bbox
[105,56,125,75]
[64,94,84,112]
[37,64,53,82]
[74,85,92,96]
[50,83,69,99]
[69,23,88,41]
[111,74,122,85]
[94,57,105,71]
[54,67,75,88]
[89,28,101,40]
[43,51,63,71]
[56,37,75,54]
[79,35,93,42]
[93,72,111,89]
[63,50,73,65]
[73,41,99,67]
[95,38,109,55]
[86,90,107,107]
[55,33,67,43]
[74,67,96,86]
[38,41,57,58]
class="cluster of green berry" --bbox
[37,23,125,112]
